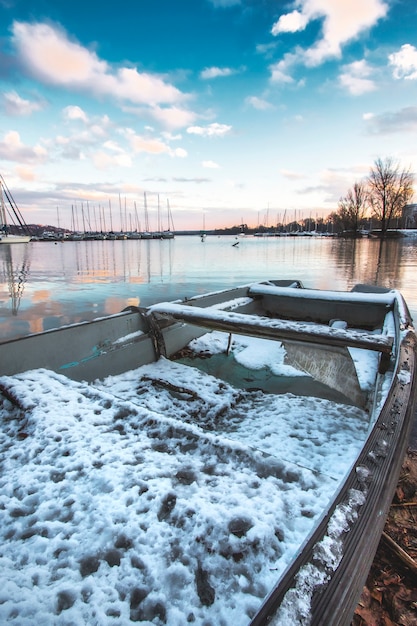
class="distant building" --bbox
[402,204,417,228]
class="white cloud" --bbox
[63,105,89,123]
[0,130,47,164]
[186,123,232,137]
[11,21,188,107]
[2,90,43,116]
[202,160,220,168]
[121,128,186,158]
[56,135,70,145]
[339,60,376,95]
[272,0,388,66]
[269,53,298,84]
[89,123,108,138]
[124,131,171,155]
[299,167,355,201]
[92,151,132,169]
[256,42,277,57]
[54,120,109,156]
[271,10,308,35]
[200,66,234,79]
[389,44,417,80]
[172,148,187,158]
[148,105,197,130]
[245,96,274,110]
[161,131,182,141]
[102,140,125,153]
[364,106,417,134]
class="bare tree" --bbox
[338,181,368,234]
[327,211,342,234]
[367,157,414,237]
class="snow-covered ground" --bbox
[0,332,380,625]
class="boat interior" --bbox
[0,280,405,408]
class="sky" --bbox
[0,0,417,232]
[0,330,376,623]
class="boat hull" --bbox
[0,280,416,626]
[0,235,31,244]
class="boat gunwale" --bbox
[249,310,417,625]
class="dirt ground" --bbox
[352,448,417,626]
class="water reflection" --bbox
[373,239,405,287]
[331,238,412,293]
[1,236,416,342]
[65,238,176,285]
[0,244,31,315]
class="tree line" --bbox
[211,156,415,238]
[329,157,415,237]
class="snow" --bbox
[113,330,144,345]
[0,331,382,625]
[247,283,397,306]
[208,296,254,311]
[272,489,367,625]
[192,332,304,377]
[150,302,393,350]
[398,368,412,386]
[348,347,380,391]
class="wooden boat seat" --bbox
[148,302,394,354]
[247,283,397,306]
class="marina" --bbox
[1,235,417,343]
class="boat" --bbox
[0,175,32,244]
[0,280,416,625]
[161,198,175,238]
[0,233,31,244]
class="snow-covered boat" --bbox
[0,280,416,625]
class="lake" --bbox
[1,234,417,343]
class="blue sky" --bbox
[0,0,416,231]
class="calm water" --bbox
[1,234,417,343]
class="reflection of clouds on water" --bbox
[103,296,130,315]
[32,289,52,302]
[127,296,140,307]
[127,276,146,284]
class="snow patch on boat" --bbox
[272,488,366,625]
[189,331,305,377]
[0,332,380,624]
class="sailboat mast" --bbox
[0,181,7,229]
[167,199,175,231]
[109,199,114,232]
[0,175,31,234]
[144,192,149,232]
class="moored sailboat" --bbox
[0,175,31,244]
